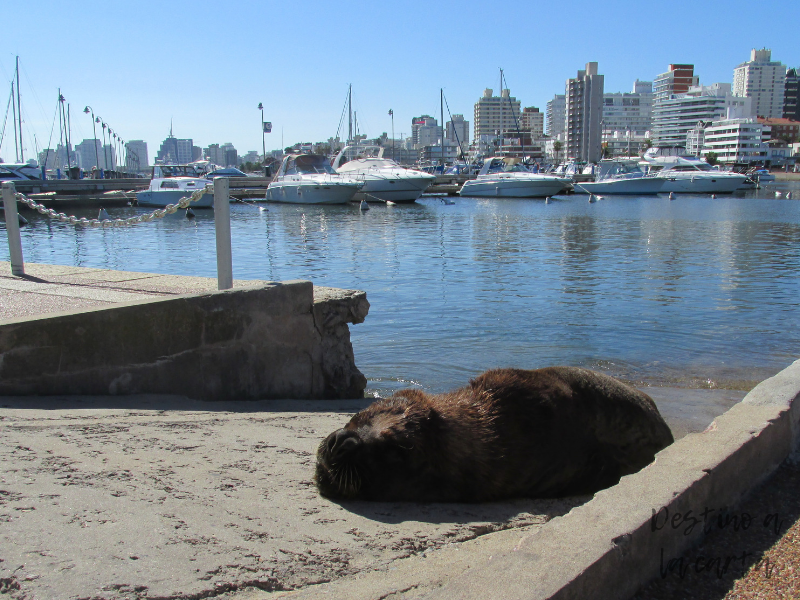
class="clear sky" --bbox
[2,0,797,163]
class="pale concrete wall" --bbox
[0,281,369,401]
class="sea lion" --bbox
[315,367,674,502]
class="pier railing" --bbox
[2,180,234,290]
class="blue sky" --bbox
[2,0,797,162]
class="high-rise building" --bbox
[602,81,654,135]
[75,139,102,170]
[156,126,193,164]
[446,114,470,151]
[699,118,769,164]
[651,83,753,147]
[473,88,521,142]
[411,116,442,149]
[546,94,565,137]
[565,62,604,163]
[783,67,799,121]
[653,65,698,104]
[221,143,238,167]
[125,140,149,171]
[733,49,786,118]
[520,107,544,138]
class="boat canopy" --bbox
[478,157,532,176]
[281,154,337,176]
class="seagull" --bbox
[775,191,783,198]
[360,199,369,211]
[442,197,455,205]
[711,194,717,199]
[386,200,396,205]
[545,197,550,204]
[786,192,793,199]
[669,192,674,200]
[186,208,195,219]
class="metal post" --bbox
[213,177,233,290]
[2,182,25,276]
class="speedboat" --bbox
[0,161,43,181]
[331,146,435,203]
[573,160,665,195]
[136,163,215,208]
[639,151,747,194]
[459,157,570,198]
[266,154,363,204]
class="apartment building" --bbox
[653,65,698,104]
[473,88,521,141]
[733,49,786,118]
[546,94,566,137]
[565,62,604,163]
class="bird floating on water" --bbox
[775,191,783,198]
[711,194,717,199]
[545,197,550,204]
[360,199,369,211]
[442,197,455,205]
[786,192,793,199]
[669,192,674,200]
[186,208,195,219]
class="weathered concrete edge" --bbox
[427,358,800,600]
[269,360,800,599]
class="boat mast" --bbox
[498,68,503,157]
[347,84,352,145]
[440,88,445,170]
[11,79,19,162]
[15,56,23,162]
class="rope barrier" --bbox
[13,185,212,228]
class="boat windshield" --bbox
[285,155,336,175]
[479,158,531,176]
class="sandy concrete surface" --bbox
[0,396,586,599]
[0,387,745,600]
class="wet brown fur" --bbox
[315,367,674,502]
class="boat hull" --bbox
[136,189,214,208]
[265,182,360,204]
[656,173,747,194]
[460,177,568,198]
[353,175,434,203]
[573,178,665,195]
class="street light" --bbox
[83,106,101,176]
[257,102,266,163]
[100,120,110,172]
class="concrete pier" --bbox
[0,262,368,400]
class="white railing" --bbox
[2,180,234,290]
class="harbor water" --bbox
[4,184,800,404]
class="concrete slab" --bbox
[0,397,584,599]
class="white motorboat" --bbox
[266,154,363,204]
[0,161,43,181]
[331,146,435,203]
[573,160,665,195]
[459,157,570,198]
[137,163,216,208]
[639,150,747,194]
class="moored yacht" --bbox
[266,154,363,204]
[137,163,216,208]
[331,146,435,203]
[573,160,665,195]
[459,157,570,198]
[639,148,747,193]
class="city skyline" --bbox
[2,0,797,164]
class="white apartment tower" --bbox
[651,83,753,147]
[446,114,470,150]
[602,80,654,135]
[473,88,521,142]
[565,62,604,163]
[546,94,565,137]
[733,49,787,118]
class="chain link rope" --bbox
[13,185,212,228]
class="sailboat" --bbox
[1,56,43,180]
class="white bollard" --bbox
[213,178,233,290]
[2,182,24,276]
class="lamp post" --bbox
[100,120,110,172]
[83,106,101,176]
[257,102,266,163]
[389,109,394,162]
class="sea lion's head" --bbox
[315,390,442,501]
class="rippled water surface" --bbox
[5,184,800,396]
